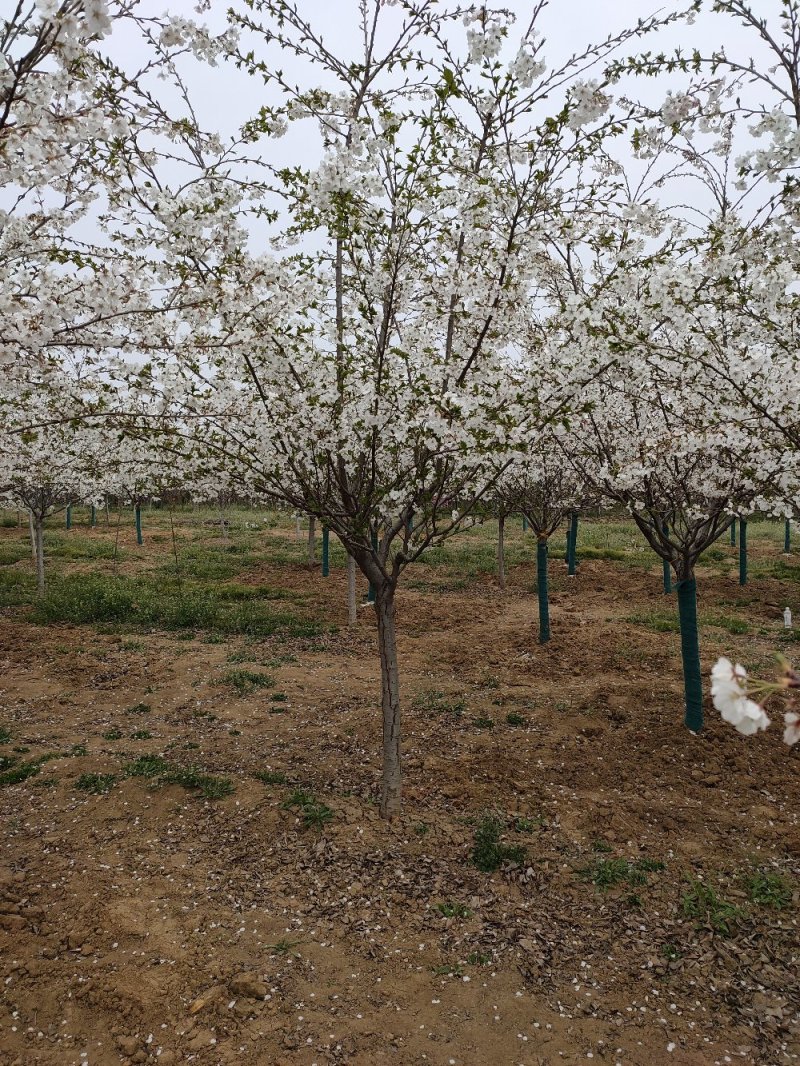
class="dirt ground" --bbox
[0,515,798,1066]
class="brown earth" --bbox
[0,520,799,1066]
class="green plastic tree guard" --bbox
[730,518,736,546]
[785,518,791,554]
[567,512,579,576]
[90,505,96,527]
[537,538,550,644]
[662,523,672,594]
[322,526,330,577]
[522,515,528,533]
[66,505,72,530]
[739,519,748,586]
[677,578,703,731]
[135,504,143,546]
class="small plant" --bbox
[579,857,664,890]
[0,755,17,772]
[124,754,171,778]
[591,838,613,853]
[102,730,123,741]
[269,938,302,955]
[436,902,472,919]
[254,770,288,785]
[471,812,526,872]
[0,758,44,788]
[744,871,793,910]
[69,743,88,757]
[432,963,464,977]
[513,816,538,833]
[282,788,334,829]
[0,727,11,744]
[270,692,288,703]
[130,730,153,740]
[222,668,276,694]
[466,952,491,966]
[413,821,430,837]
[75,772,117,794]
[164,767,234,800]
[471,716,495,730]
[127,703,152,715]
[681,879,743,935]
[505,712,526,727]
[413,690,466,717]
[661,942,682,961]
[229,728,241,737]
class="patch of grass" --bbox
[123,754,171,778]
[268,937,302,955]
[0,758,44,787]
[513,816,539,833]
[413,690,466,717]
[471,812,527,872]
[282,788,334,829]
[130,729,152,740]
[505,712,527,727]
[579,857,665,890]
[466,952,491,966]
[661,942,682,961]
[744,871,793,910]
[432,963,464,977]
[701,612,750,635]
[681,879,743,935]
[222,668,275,694]
[270,692,288,703]
[0,569,37,607]
[626,610,679,634]
[471,716,494,730]
[0,755,18,772]
[436,901,472,919]
[591,838,613,853]
[254,770,289,785]
[127,703,151,715]
[0,727,11,744]
[414,822,431,837]
[102,730,123,741]
[75,772,117,794]
[578,546,626,560]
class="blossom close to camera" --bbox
[711,657,770,735]
[784,711,800,746]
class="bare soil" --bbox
[1,519,798,1066]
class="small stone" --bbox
[229,972,267,999]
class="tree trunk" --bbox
[307,516,316,565]
[28,511,37,564]
[34,515,45,596]
[784,518,791,554]
[322,526,330,577]
[295,514,301,540]
[567,511,579,576]
[729,518,736,546]
[676,573,703,731]
[536,537,550,644]
[662,522,672,594]
[347,554,357,625]
[739,519,748,586]
[497,513,506,590]
[375,585,401,818]
[135,503,143,546]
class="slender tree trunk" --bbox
[135,503,143,546]
[536,537,550,644]
[90,505,96,528]
[295,514,301,540]
[739,519,748,586]
[729,518,736,546]
[784,518,791,555]
[375,584,401,818]
[105,496,110,525]
[28,511,37,565]
[34,515,45,596]
[322,526,330,577]
[307,516,316,566]
[676,571,703,731]
[497,513,506,590]
[662,523,672,594]
[567,511,579,576]
[347,554,357,625]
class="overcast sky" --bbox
[124,0,778,148]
